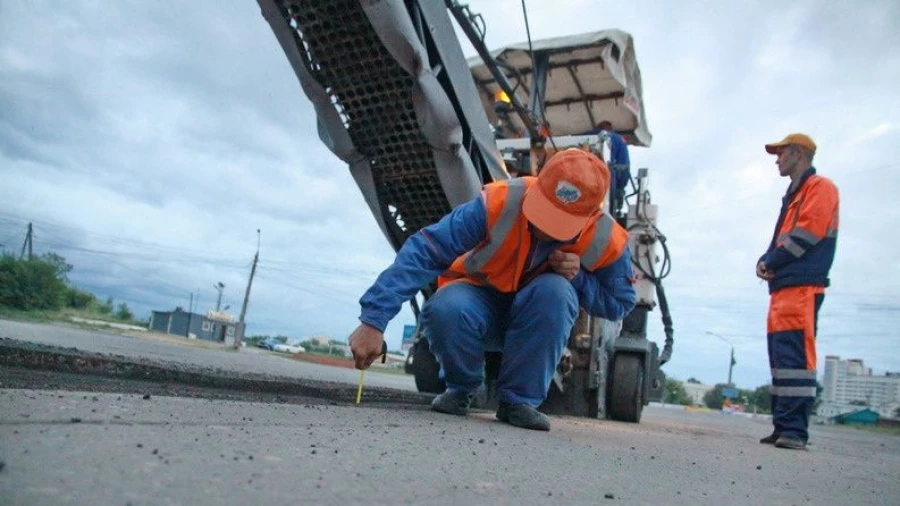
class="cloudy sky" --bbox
[2,0,898,390]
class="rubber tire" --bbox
[608,353,644,423]
[412,340,446,394]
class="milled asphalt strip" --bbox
[0,337,433,406]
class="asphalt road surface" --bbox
[0,319,415,391]
[1,320,898,505]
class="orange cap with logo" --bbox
[522,149,609,241]
[765,133,817,154]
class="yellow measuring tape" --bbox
[355,369,366,405]
[355,342,387,406]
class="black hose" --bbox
[656,281,674,365]
[625,223,675,365]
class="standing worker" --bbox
[756,133,839,450]
[349,149,636,431]
[587,120,630,216]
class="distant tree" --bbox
[750,385,772,414]
[115,302,133,321]
[703,383,729,410]
[245,335,268,346]
[98,296,114,315]
[40,253,73,282]
[0,254,67,310]
[686,377,702,384]
[664,378,693,405]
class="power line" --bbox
[0,210,252,264]
[1,212,386,279]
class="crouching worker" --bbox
[349,149,636,431]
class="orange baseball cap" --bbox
[765,133,817,154]
[522,149,609,241]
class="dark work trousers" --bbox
[767,285,825,442]
[420,273,579,407]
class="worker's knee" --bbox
[421,283,489,338]
[518,274,578,317]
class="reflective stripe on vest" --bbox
[580,213,614,270]
[462,178,527,274]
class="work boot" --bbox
[431,390,473,416]
[759,433,779,445]
[496,402,551,431]
[774,435,807,450]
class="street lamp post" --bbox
[214,282,225,311]
[706,331,735,387]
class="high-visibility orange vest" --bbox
[438,177,629,293]
[773,175,839,257]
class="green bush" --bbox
[664,378,694,405]
[0,254,67,310]
[65,286,97,309]
[115,302,133,321]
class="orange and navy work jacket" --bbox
[760,168,839,293]
[439,177,629,293]
[357,178,637,333]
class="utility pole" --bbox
[706,330,736,386]
[235,229,260,349]
[185,292,194,337]
[20,222,33,260]
[728,347,735,386]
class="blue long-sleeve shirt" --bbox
[359,196,637,332]
[582,129,631,200]
[608,132,630,168]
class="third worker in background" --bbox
[756,133,840,450]
[587,120,630,215]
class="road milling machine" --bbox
[258,0,674,422]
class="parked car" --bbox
[256,338,280,351]
[273,343,305,354]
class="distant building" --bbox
[149,307,236,344]
[682,381,714,406]
[829,408,880,427]
[820,356,900,418]
[817,402,866,419]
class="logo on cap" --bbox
[555,181,581,205]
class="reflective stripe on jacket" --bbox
[762,168,839,293]
[438,177,629,293]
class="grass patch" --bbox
[56,307,147,327]
[0,305,55,323]
[0,304,146,328]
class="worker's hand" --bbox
[549,250,580,280]
[756,261,774,281]
[349,323,385,370]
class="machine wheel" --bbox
[412,340,446,394]
[608,353,644,423]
